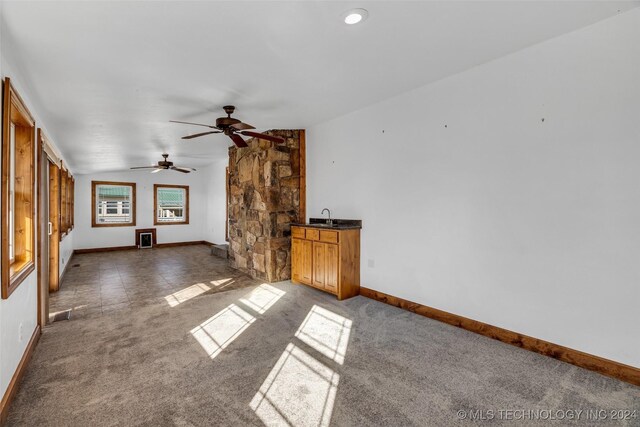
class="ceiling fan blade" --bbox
[240,131,285,144]
[130,166,159,170]
[230,122,256,131]
[170,120,217,129]
[170,166,191,173]
[174,166,197,172]
[229,133,248,148]
[151,168,163,173]
[182,130,222,140]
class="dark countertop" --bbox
[291,218,362,230]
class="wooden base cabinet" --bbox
[291,226,360,300]
[313,241,339,292]
[292,238,312,284]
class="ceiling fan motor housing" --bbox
[216,116,241,129]
[158,154,173,168]
[216,105,241,130]
[131,153,194,173]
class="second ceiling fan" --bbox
[130,153,196,173]
[171,105,284,148]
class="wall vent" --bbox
[135,228,157,248]
[139,232,153,249]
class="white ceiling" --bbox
[2,1,638,174]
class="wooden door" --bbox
[48,161,60,292]
[325,243,339,293]
[312,241,325,288]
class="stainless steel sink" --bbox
[308,223,337,228]
[302,218,362,230]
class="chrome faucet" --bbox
[321,208,332,225]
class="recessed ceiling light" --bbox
[343,8,368,25]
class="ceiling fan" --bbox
[130,153,196,174]
[170,105,284,148]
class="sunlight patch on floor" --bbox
[210,278,233,287]
[165,283,211,307]
[239,284,286,314]
[250,343,339,427]
[295,305,352,365]
[190,304,255,359]
[48,310,68,320]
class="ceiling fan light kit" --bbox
[170,105,285,147]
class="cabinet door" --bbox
[292,238,312,284]
[325,243,339,292]
[291,238,304,283]
[312,241,326,288]
[301,239,313,284]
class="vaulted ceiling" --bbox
[2,1,637,173]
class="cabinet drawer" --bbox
[291,227,305,239]
[306,229,320,241]
[319,230,338,244]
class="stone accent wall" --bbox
[227,130,303,282]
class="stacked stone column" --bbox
[227,130,302,282]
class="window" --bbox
[154,184,189,225]
[2,78,36,299]
[91,181,136,227]
[9,123,15,262]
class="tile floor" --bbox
[49,244,261,321]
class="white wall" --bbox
[307,9,640,368]
[60,235,74,275]
[74,169,209,249]
[202,159,228,245]
[0,12,74,400]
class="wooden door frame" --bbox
[225,166,229,242]
[48,160,60,292]
[299,129,306,223]
[36,132,47,326]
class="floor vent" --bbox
[73,264,81,268]
[50,310,72,323]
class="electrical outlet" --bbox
[19,322,23,342]
[368,259,375,268]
